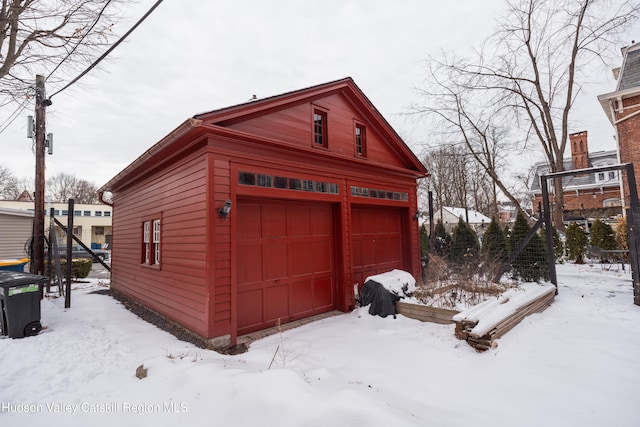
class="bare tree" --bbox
[0,0,126,105]
[47,171,98,203]
[0,164,19,199]
[415,64,523,218]
[417,0,640,228]
[422,144,494,217]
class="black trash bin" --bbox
[0,271,48,338]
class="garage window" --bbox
[238,171,339,194]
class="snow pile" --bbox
[0,264,639,426]
[452,282,556,336]
[364,269,416,296]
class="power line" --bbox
[46,0,114,81]
[0,98,31,136]
[0,0,163,137]
[48,0,164,100]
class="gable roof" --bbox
[194,77,427,174]
[100,78,428,193]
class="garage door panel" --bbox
[238,243,262,284]
[264,240,288,280]
[237,289,263,329]
[358,239,377,266]
[263,205,287,237]
[238,199,336,335]
[237,205,262,239]
[314,240,332,272]
[264,284,289,321]
[290,241,315,276]
[311,206,333,235]
[314,278,334,309]
[291,280,313,314]
[288,205,311,236]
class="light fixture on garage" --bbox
[414,211,422,221]
[219,199,232,219]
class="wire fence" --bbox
[417,210,628,310]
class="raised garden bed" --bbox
[396,301,459,324]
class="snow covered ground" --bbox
[1,263,639,427]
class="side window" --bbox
[313,109,328,148]
[142,218,161,266]
[142,221,150,264]
[152,219,161,265]
[355,123,366,157]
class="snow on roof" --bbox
[443,206,491,224]
[365,269,416,296]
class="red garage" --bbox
[99,78,428,349]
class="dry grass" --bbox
[414,255,515,310]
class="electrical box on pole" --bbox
[27,116,34,139]
[46,133,53,155]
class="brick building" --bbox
[598,41,640,207]
[529,131,622,221]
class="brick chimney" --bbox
[569,131,589,170]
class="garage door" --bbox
[352,206,405,287]
[237,200,336,335]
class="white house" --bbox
[0,207,33,260]
[435,206,491,235]
[0,201,112,250]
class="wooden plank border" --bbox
[396,301,459,324]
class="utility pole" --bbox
[31,75,48,276]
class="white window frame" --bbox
[143,221,150,264]
[152,219,161,265]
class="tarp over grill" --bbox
[359,270,416,318]
[360,280,402,318]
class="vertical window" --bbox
[355,124,366,157]
[153,219,161,265]
[143,221,150,264]
[313,109,327,147]
[142,219,161,266]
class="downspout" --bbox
[99,191,113,207]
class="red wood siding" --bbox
[104,79,426,346]
[222,93,406,169]
[236,199,336,335]
[110,150,210,336]
[351,206,406,288]
[212,158,232,339]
